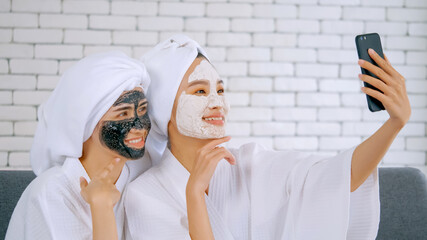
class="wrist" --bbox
[388,117,406,130]
[89,199,115,209]
[186,182,205,199]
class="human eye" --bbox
[118,112,127,117]
[195,89,206,94]
[138,106,147,113]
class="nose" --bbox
[207,95,222,109]
[132,116,142,128]
[210,105,222,110]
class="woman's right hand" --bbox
[186,136,236,195]
[79,158,123,208]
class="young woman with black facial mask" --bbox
[125,35,410,240]
[6,51,153,240]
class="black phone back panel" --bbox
[355,33,386,112]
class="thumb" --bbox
[79,176,88,189]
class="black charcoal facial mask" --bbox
[100,90,151,159]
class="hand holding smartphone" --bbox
[355,33,386,112]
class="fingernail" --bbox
[358,59,363,65]
[358,74,362,78]
[369,48,375,54]
[115,158,120,162]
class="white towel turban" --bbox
[142,35,209,164]
[31,51,151,176]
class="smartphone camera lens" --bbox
[360,36,363,40]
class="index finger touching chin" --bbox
[205,136,231,149]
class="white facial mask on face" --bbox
[176,60,230,139]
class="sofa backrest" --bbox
[376,167,427,240]
[0,170,36,240]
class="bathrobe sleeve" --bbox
[6,172,92,240]
[234,143,380,240]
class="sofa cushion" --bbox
[376,167,427,240]
[0,171,36,240]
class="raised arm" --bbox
[80,158,125,240]
[351,49,411,192]
[185,137,236,240]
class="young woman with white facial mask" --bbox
[125,35,410,240]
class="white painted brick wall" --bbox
[0,75,36,89]
[297,122,341,135]
[274,108,317,121]
[0,0,426,171]
[409,23,427,36]
[186,18,230,32]
[111,2,157,16]
[12,0,60,13]
[0,91,12,104]
[253,122,296,136]
[0,137,33,151]
[277,20,319,33]
[299,6,341,20]
[63,1,110,14]
[0,60,8,73]
[273,48,316,62]
[231,18,275,32]
[0,122,13,135]
[14,121,37,136]
[207,3,252,17]
[14,29,63,43]
[39,14,88,29]
[0,44,33,58]
[274,77,317,91]
[227,47,270,61]
[251,93,295,107]
[89,16,136,30]
[252,33,297,47]
[35,45,83,59]
[65,30,111,45]
[0,13,38,27]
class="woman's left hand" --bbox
[358,49,411,128]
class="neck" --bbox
[169,130,210,174]
[79,141,126,184]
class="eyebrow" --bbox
[138,99,148,105]
[188,80,209,88]
[113,99,147,110]
[188,79,224,87]
[113,105,132,112]
[138,98,148,105]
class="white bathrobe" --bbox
[125,143,380,240]
[6,158,150,240]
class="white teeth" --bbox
[204,117,223,121]
[127,138,142,144]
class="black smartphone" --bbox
[355,33,385,112]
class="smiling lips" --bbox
[202,115,225,126]
[124,137,145,149]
